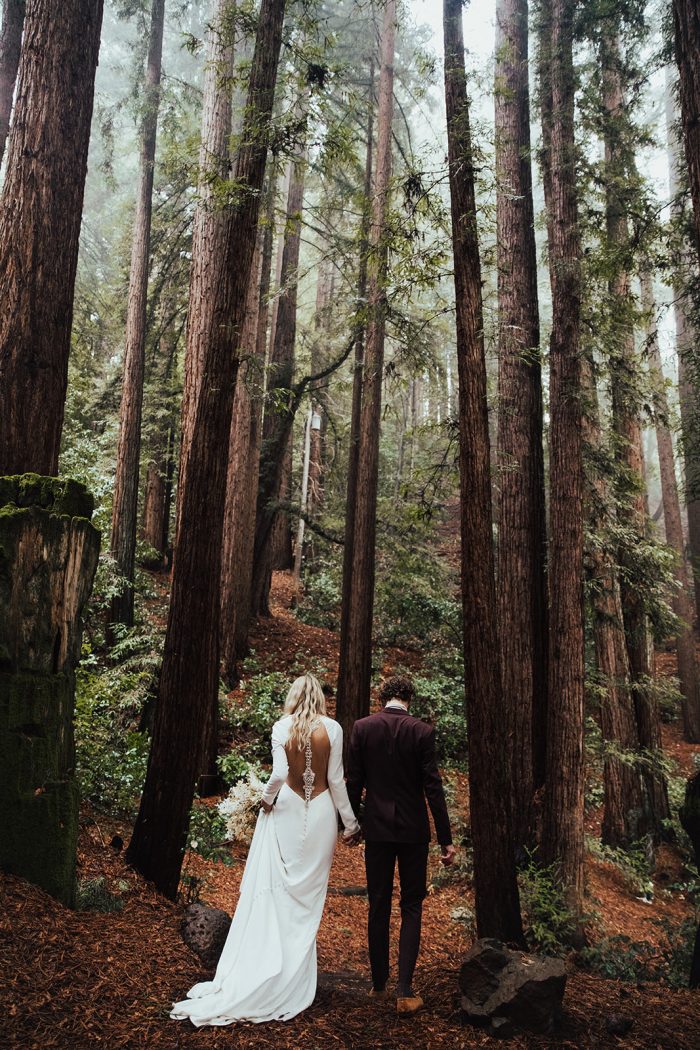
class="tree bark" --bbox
[600,30,670,834]
[0,0,104,476]
[126,0,285,900]
[0,0,24,164]
[176,0,235,538]
[251,143,307,616]
[335,6,395,744]
[666,66,700,624]
[644,270,700,742]
[220,225,265,684]
[108,0,166,635]
[337,69,374,732]
[672,0,700,260]
[582,354,649,848]
[538,0,586,909]
[494,0,547,850]
[0,475,99,908]
[444,0,524,944]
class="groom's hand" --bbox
[345,830,362,846]
[440,844,457,867]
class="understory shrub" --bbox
[518,857,582,956]
[221,670,289,764]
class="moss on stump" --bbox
[0,475,100,906]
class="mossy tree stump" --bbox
[0,475,100,905]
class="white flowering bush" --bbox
[218,770,266,844]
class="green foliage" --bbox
[518,858,582,956]
[74,635,160,816]
[412,670,467,769]
[296,564,341,630]
[221,671,289,764]
[217,751,263,788]
[579,918,699,988]
[75,877,124,913]
[186,802,233,866]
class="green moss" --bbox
[0,474,94,520]
[0,670,79,906]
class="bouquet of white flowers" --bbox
[218,770,266,845]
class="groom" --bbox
[346,675,455,1015]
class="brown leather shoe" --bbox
[397,994,424,1015]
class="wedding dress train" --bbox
[170,714,358,1026]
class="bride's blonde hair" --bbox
[284,673,327,751]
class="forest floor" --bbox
[2,572,700,1049]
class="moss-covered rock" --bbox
[0,475,99,906]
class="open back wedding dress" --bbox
[170,714,359,1026]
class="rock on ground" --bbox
[459,937,566,1037]
[181,903,232,969]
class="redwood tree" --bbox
[109,0,166,635]
[251,144,307,616]
[494,0,547,849]
[444,0,524,943]
[0,0,104,476]
[0,0,24,163]
[538,0,586,907]
[666,68,700,624]
[644,270,700,742]
[126,0,285,899]
[672,0,700,258]
[221,172,277,682]
[176,0,235,532]
[335,3,394,740]
[337,70,374,724]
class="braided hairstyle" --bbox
[284,673,327,751]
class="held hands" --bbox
[260,799,274,814]
[344,828,362,847]
[440,844,457,867]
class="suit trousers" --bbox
[364,840,429,995]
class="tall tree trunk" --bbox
[125,0,285,900]
[108,0,166,636]
[601,30,670,834]
[337,68,374,726]
[582,354,648,848]
[308,256,333,517]
[251,143,306,616]
[220,224,265,685]
[644,270,700,741]
[141,302,179,563]
[0,0,104,476]
[176,0,235,537]
[672,0,700,259]
[292,406,313,591]
[494,0,547,850]
[444,0,524,944]
[335,6,395,743]
[220,170,274,680]
[666,66,700,624]
[0,0,24,164]
[538,0,585,908]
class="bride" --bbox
[170,673,361,1026]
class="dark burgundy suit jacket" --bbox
[346,706,452,846]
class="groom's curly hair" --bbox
[379,675,416,705]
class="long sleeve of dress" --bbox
[261,721,289,805]
[326,723,361,838]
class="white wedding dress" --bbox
[170,714,360,1026]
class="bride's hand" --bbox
[260,799,274,814]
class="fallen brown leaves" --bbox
[3,572,700,1048]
